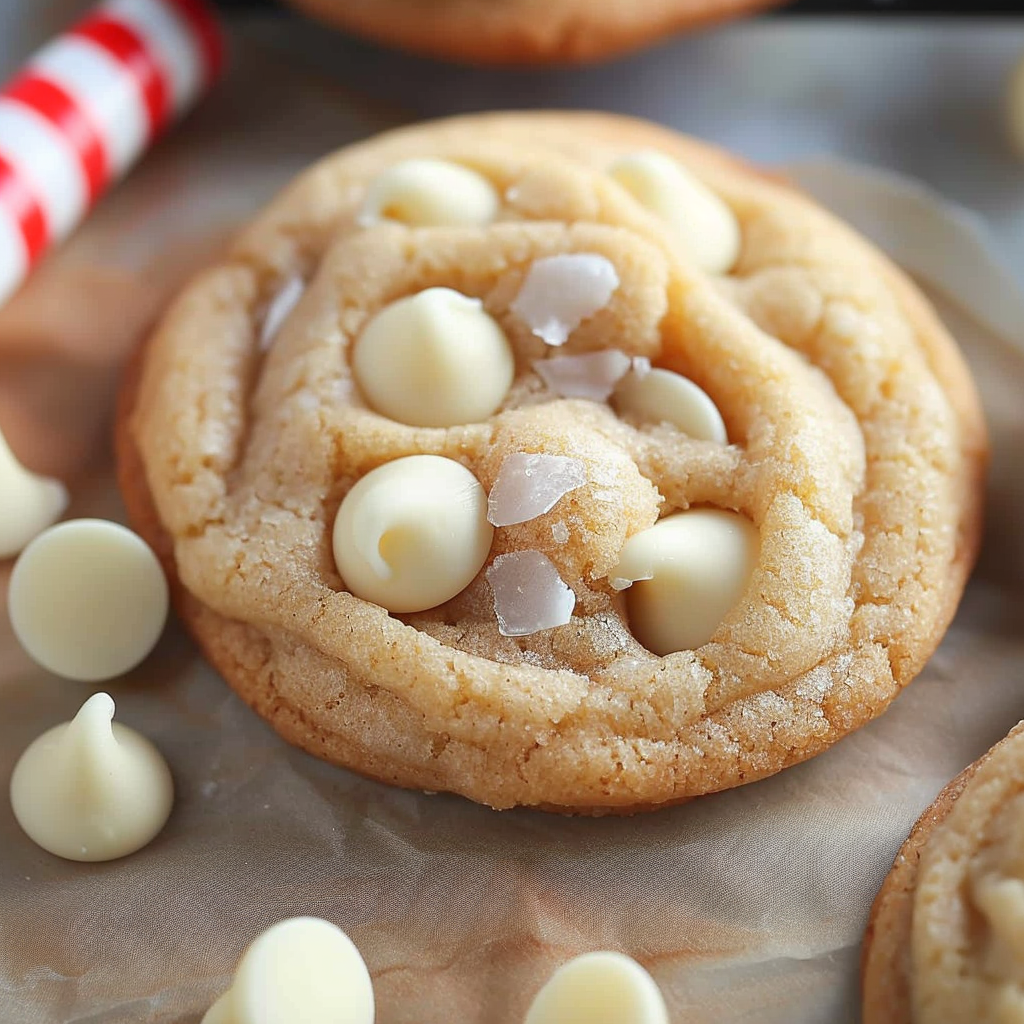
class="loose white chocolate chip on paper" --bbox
[0,427,67,559]
[609,150,741,274]
[9,692,173,862]
[610,509,759,656]
[487,452,587,527]
[613,367,728,443]
[9,519,169,681]
[352,288,515,428]
[533,349,632,401]
[487,549,575,637]
[201,917,374,1024]
[358,158,499,227]
[511,253,620,346]
[1008,52,1024,160]
[259,274,305,351]
[333,455,493,614]
[525,951,669,1024]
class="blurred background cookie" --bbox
[279,0,787,65]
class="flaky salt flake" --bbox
[259,275,305,350]
[533,349,631,401]
[510,253,619,346]
[487,551,575,637]
[631,356,652,379]
[487,453,587,527]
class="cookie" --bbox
[117,112,987,814]
[862,722,1024,1023]
[281,0,784,65]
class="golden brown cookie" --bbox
[282,0,785,66]
[862,722,1024,1024]
[117,112,987,814]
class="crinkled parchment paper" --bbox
[2,23,1024,1024]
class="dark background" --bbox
[217,0,1024,12]
[216,0,1024,13]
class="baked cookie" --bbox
[117,112,987,814]
[862,722,1024,1023]
[281,0,784,66]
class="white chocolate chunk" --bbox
[9,519,169,681]
[10,693,173,862]
[352,288,514,428]
[613,367,727,443]
[525,951,669,1024]
[359,158,498,227]
[259,275,305,351]
[487,452,587,527]
[611,509,759,655]
[511,254,620,346]
[609,150,741,274]
[533,349,632,401]
[201,917,374,1024]
[0,427,67,559]
[333,455,493,614]
[1008,52,1024,160]
[487,550,575,637]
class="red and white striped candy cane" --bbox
[0,0,224,304]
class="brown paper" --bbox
[2,25,1023,1024]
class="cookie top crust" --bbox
[126,112,986,812]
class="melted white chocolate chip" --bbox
[609,150,741,274]
[352,288,514,428]
[610,509,759,655]
[201,917,374,1024]
[0,427,67,559]
[612,367,727,443]
[525,951,669,1024]
[359,158,499,227]
[10,693,173,862]
[9,519,169,681]
[333,455,493,614]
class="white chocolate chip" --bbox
[358,158,499,227]
[511,254,620,346]
[352,288,515,428]
[0,427,67,559]
[259,275,305,351]
[611,509,759,655]
[487,550,575,637]
[9,519,169,681]
[201,917,374,1024]
[612,367,727,443]
[1008,52,1024,160]
[10,693,173,862]
[533,349,632,401]
[333,455,493,614]
[609,150,741,274]
[487,452,587,528]
[525,951,669,1024]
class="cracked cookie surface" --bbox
[118,112,986,813]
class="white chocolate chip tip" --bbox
[359,158,499,228]
[609,150,741,274]
[613,366,727,443]
[201,917,374,1024]
[525,951,669,1024]
[8,519,169,681]
[0,427,67,560]
[333,455,493,614]
[511,253,620,346]
[352,288,515,428]
[9,692,173,862]
[610,509,759,655]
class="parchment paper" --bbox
[2,22,1024,1024]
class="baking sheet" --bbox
[2,19,1024,1024]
